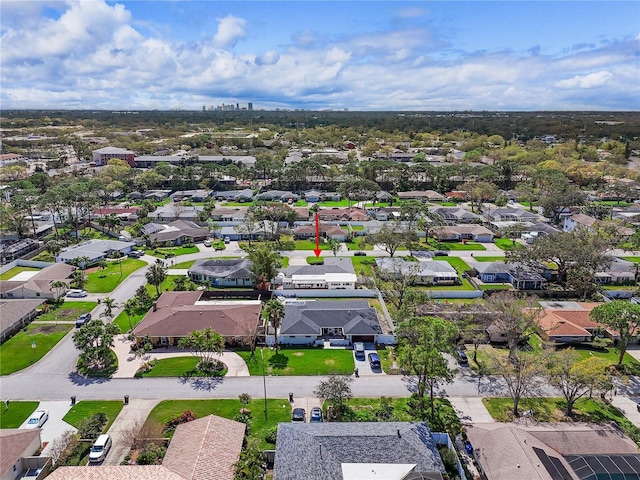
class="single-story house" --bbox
[56,239,135,265]
[0,299,45,343]
[209,206,247,222]
[46,415,245,480]
[278,258,357,290]
[211,189,254,202]
[1,429,51,480]
[475,262,547,290]
[254,190,299,202]
[129,189,171,201]
[434,224,495,242]
[375,207,401,221]
[276,300,382,345]
[147,220,209,245]
[0,263,75,299]
[292,224,349,242]
[376,257,458,286]
[218,220,279,241]
[484,207,540,223]
[133,291,262,347]
[188,258,253,287]
[92,206,140,221]
[318,207,369,222]
[397,190,445,202]
[431,207,481,223]
[536,302,619,344]
[595,257,636,284]
[466,422,640,480]
[274,422,446,480]
[170,189,210,202]
[147,204,203,222]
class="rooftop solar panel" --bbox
[565,454,640,480]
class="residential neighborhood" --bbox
[1,109,640,480]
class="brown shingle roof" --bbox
[46,466,184,480]
[163,415,246,480]
[0,429,41,477]
[132,291,261,338]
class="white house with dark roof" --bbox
[56,239,135,265]
[188,258,254,287]
[563,213,598,232]
[376,257,458,286]
[278,258,357,290]
[431,206,481,223]
[275,299,382,345]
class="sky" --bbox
[1,0,639,111]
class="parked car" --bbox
[75,313,92,328]
[203,239,212,247]
[456,349,469,365]
[434,251,449,256]
[224,237,231,244]
[354,342,365,360]
[354,251,367,256]
[128,250,144,258]
[291,408,306,422]
[368,352,381,370]
[67,289,87,298]
[89,434,112,463]
[310,407,323,423]
[26,410,49,429]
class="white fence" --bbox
[0,259,54,275]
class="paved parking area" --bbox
[353,343,385,376]
[449,397,495,424]
[18,401,78,456]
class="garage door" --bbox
[352,335,374,342]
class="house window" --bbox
[160,337,168,345]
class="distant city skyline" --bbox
[1,1,638,111]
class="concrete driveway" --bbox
[448,397,495,424]
[18,401,78,456]
[353,343,385,376]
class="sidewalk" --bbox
[611,396,640,428]
[111,335,250,378]
[103,399,160,466]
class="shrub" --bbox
[264,427,278,445]
[163,410,197,434]
[78,413,108,440]
[233,411,252,435]
[277,240,295,250]
[136,443,167,465]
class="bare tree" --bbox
[48,430,76,465]
[490,351,542,417]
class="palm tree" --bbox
[263,299,285,353]
[100,297,121,321]
[145,259,168,297]
[173,275,188,291]
[97,259,108,277]
[123,298,138,331]
[72,270,87,289]
[50,280,68,299]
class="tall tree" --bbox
[263,299,285,353]
[490,351,541,417]
[73,320,120,370]
[367,222,413,257]
[326,237,342,257]
[396,316,458,419]
[313,374,353,421]
[590,301,640,366]
[145,259,168,297]
[100,297,121,321]
[246,243,282,288]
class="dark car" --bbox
[75,313,92,328]
[292,408,306,422]
[310,407,323,423]
[128,250,144,258]
[433,251,449,256]
[456,349,469,365]
[354,251,367,256]
[368,352,381,370]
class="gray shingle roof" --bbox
[279,300,381,336]
[273,422,445,480]
[189,258,252,280]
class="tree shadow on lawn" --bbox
[179,375,224,391]
[268,353,289,371]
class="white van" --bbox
[89,434,112,463]
[354,342,365,360]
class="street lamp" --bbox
[261,347,268,421]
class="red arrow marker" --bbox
[313,213,322,258]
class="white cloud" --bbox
[555,70,613,89]
[213,14,246,49]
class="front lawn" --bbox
[63,400,124,431]
[146,399,291,449]
[494,238,525,251]
[621,257,640,263]
[0,302,96,375]
[482,397,640,445]
[138,356,227,377]
[114,307,148,333]
[294,240,329,250]
[169,260,196,269]
[145,275,186,298]
[351,256,377,277]
[434,256,471,273]
[0,401,39,428]
[146,246,199,258]
[0,266,40,280]
[472,256,506,262]
[428,240,487,251]
[345,241,374,251]
[85,259,146,293]
[237,347,354,376]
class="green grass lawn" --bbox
[621,257,640,263]
[29,251,55,262]
[306,256,325,264]
[472,256,506,262]
[345,241,374,251]
[146,246,199,258]
[0,401,39,428]
[138,356,227,377]
[85,259,146,293]
[416,278,476,291]
[568,345,640,375]
[494,238,525,251]
[434,256,471,273]
[113,307,148,333]
[480,284,513,290]
[145,275,184,298]
[237,347,354,376]
[482,397,640,444]
[63,401,124,431]
[351,256,377,276]
[169,260,196,269]
[0,266,40,280]
[428,240,487,251]
[146,399,291,449]
[0,301,96,375]
[294,240,329,250]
